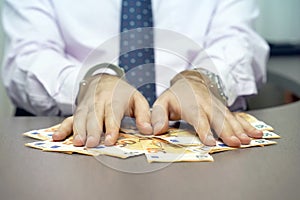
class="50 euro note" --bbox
[139,138,214,163]
[23,113,280,162]
[25,131,146,158]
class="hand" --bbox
[151,70,263,147]
[52,74,152,147]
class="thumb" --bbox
[132,92,153,135]
[151,99,169,135]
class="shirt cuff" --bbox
[53,66,80,116]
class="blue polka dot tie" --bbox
[119,0,156,106]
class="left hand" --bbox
[52,74,152,147]
[151,70,263,147]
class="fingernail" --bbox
[153,121,164,134]
[52,132,59,140]
[73,135,85,146]
[104,135,113,145]
[143,122,152,129]
[230,136,239,141]
[74,135,81,142]
[205,135,216,146]
[86,136,97,147]
[255,130,263,137]
[142,122,153,135]
[241,133,249,139]
[230,136,241,146]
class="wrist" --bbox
[171,69,228,106]
[76,63,125,105]
[170,70,206,86]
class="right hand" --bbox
[151,70,263,147]
[52,74,152,147]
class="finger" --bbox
[235,114,263,138]
[184,106,216,146]
[52,116,74,141]
[85,108,104,148]
[151,101,169,135]
[226,114,251,145]
[207,107,242,147]
[132,92,152,135]
[104,104,123,146]
[215,118,241,147]
[73,106,88,146]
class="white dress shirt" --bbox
[1,0,269,116]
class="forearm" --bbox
[198,30,269,105]
[2,0,81,116]
[2,48,80,116]
[190,0,269,108]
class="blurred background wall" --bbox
[247,0,300,109]
[0,0,299,116]
[256,0,300,44]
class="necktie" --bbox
[119,0,156,106]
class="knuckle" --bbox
[186,104,202,117]
[86,111,96,121]
[74,106,88,116]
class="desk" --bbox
[1,102,300,200]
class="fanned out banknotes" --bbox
[23,113,280,163]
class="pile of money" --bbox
[23,113,280,162]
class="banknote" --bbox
[23,113,280,162]
[237,112,274,131]
[140,138,213,162]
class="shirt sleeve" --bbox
[1,0,80,116]
[192,0,270,110]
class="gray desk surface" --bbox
[1,102,300,200]
[268,56,300,96]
